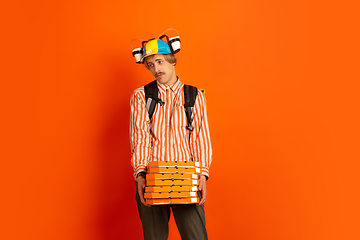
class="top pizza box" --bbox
[147,167,201,174]
[147,161,200,168]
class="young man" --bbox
[130,38,212,240]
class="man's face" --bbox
[145,54,176,86]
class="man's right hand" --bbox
[137,174,150,207]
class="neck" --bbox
[166,73,177,86]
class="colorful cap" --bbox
[141,39,172,62]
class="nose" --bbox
[154,63,161,73]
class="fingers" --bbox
[197,175,207,205]
[138,179,151,207]
[198,184,206,205]
[139,190,151,207]
[139,189,146,205]
[199,198,206,205]
[198,188,207,205]
[140,195,151,207]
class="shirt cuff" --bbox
[201,167,209,180]
[134,166,147,180]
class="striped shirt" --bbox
[129,78,212,179]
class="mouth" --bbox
[156,73,165,78]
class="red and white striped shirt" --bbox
[130,78,212,179]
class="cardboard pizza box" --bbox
[146,197,200,205]
[145,185,199,193]
[144,191,199,199]
[146,173,199,180]
[147,167,201,174]
[146,179,199,186]
[148,161,200,168]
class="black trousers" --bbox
[135,182,208,240]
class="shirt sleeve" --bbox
[189,89,213,178]
[129,88,152,179]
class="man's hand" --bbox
[198,175,207,205]
[137,174,150,207]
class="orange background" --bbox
[2,0,360,240]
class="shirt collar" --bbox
[170,77,182,93]
[156,76,183,94]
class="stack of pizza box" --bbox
[145,161,201,205]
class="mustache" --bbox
[156,72,165,77]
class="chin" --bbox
[157,78,168,84]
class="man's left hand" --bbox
[198,175,207,205]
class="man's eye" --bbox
[158,61,163,64]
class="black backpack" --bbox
[144,80,198,132]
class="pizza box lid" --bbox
[146,197,200,205]
[147,167,201,174]
[144,191,199,199]
[145,185,199,193]
[146,179,199,186]
[146,173,199,180]
[148,161,200,168]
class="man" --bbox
[129,37,212,240]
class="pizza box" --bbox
[145,185,199,193]
[148,161,200,168]
[144,191,198,199]
[146,173,199,180]
[146,179,199,186]
[146,197,200,205]
[147,167,201,174]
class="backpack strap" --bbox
[183,84,198,132]
[144,80,164,119]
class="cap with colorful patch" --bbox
[131,28,181,64]
[140,39,172,62]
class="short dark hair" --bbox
[144,54,177,69]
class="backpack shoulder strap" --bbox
[183,84,198,131]
[144,80,164,119]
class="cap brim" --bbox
[140,51,170,63]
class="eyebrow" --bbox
[147,58,164,65]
